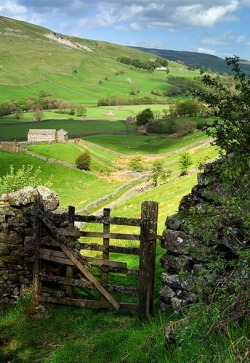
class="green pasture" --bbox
[0,17,205,105]
[26,142,116,174]
[0,151,121,209]
[0,167,246,363]
[83,132,209,155]
[0,118,133,139]
[26,136,218,178]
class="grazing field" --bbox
[0,118,134,140]
[0,151,122,209]
[0,170,247,363]
[1,16,243,363]
[83,132,209,154]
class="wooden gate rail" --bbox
[33,199,158,320]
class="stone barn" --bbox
[27,129,68,143]
[126,116,136,124]
[57,129,68,143]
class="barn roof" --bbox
[57,129,68,135]
[28,129,56,135]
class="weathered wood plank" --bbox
[138,201,158,320]
[37,210,120,310]
[80,243,140,255]
[33,195,43,306]
[72,215,141,226]
[38,294,138,313]
[67,206,75,296]
[102,208,110,286]
[103,284,138,296]
[39,248,74,266]
[62,230,141,241]
[39,273,94,289]
[81,255,127,269]
[100,266,139,275]
[108,245,140,255]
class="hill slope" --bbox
[129,46,250,74]
[0,16,175,105]
[0,16,212,107]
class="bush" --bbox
[172,119,196,136]
[128,156,144,172]
[179,153,192,175]
[76,151,91,171]
[192,56,250,156]
[0,165,43,194]
[146,121,164,134]
[136,108,154,126]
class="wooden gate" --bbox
[33,199,158,320]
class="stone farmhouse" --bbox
[28,129,68,143]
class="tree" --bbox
[76,151,91,171]
[192,56,250,156]
[179,153,192,175]
[128,156,144,172]
[33,107,43,121]
[150,159,171,186]
[136,108,154,126]
[76,105,87,117]
[199,66,206,75]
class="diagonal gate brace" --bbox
[37,210,120,310]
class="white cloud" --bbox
[197,47,217,55]
[130,22,141,30]
[173,0,239,27]
[0,0,27,17]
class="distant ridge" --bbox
[129,46,250,74]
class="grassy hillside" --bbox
[0,16,202,106]
[130,46,250,74]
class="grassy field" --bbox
[1,16,243,363]
[0,151,122,209]
[0,17,205,106]
[83,132,209,155]
[0,118,134,140]
[0,170,247,363]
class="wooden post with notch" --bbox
[66,206,75,297]
[101,208,110,286]
[33,195,44,306]
[138,201,158,320]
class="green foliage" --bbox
[166,75,205,96]
[179,153,192,175]
[0,165,43,194]
[128,156,144,172]
[136,108,154,126]
[117,56,167,72]
[193,56,250,156]
[150,159,171,186]
[171,118,196,136]
[76,151,91,170]
[172,99,201,117]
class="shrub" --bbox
[179,153,192,175]
[136,108,154,126]
[76,151,91,171]
[128,156,144,172]
[0,165,43,194]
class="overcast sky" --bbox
[1,0,250,60]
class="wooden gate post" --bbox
[33,195,44,306]
[138,201,158,320]
[101,208,110,286]
[66,206,75,297]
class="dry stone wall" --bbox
[0,186,69,309]
[159,159,245,311]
